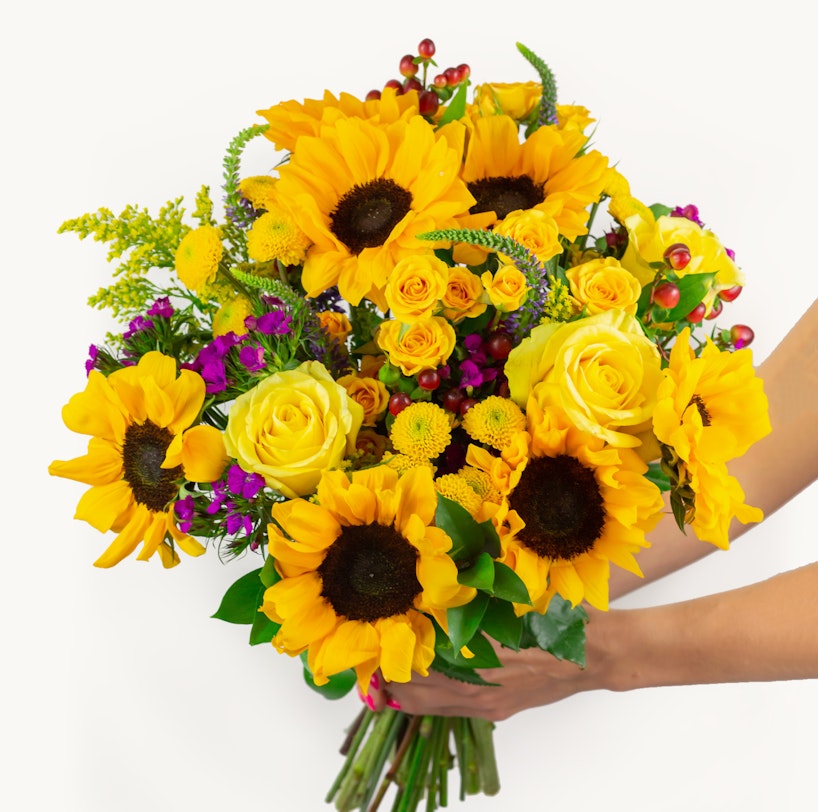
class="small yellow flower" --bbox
[435,473,484,516]
[247,207,311,267]
[540,278,579,323]
[458,465,502,506]
[384,254,449,322]
[462,395,527,451]
[565,257,642,316]
[337,374,390,426]
[556,104,595,132]
[481,263,529,312]
[239,175,279,211]
[175,226,223,292]
[383,452,436,475]
[608,194,654,228]
[319,311,352,344]
[376,317,456,377]
[212,295,253,337]
[472,81,542,120]
[390,402,452,460]
[602,167,630,198]
[441,266,487,322]
[494,208,562,264]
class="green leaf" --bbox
[652,272,716,322]
[299,652,357,699]
[437,83,468,126]
[430,657,498,687]
[249,610,280,646]
[645,461,671,491]
[447,592,489,651]
[457,552,495,591]
[434,621,501,670]
[649,203,673,219]
[259,555,281,588]
[492,561,532,605]
[480,599,523,651]
[521,595,588,667]
[211,568,263,625]
[435,496,500,563]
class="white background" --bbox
[4,1,817,810]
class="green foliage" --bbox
[300,652,357,699]
[520,595,588,667]
[645,461,671,491]
[516,42,558,129]
[418,227,541,275]
[438,83,469,126]
[211,567,265,624]
[222,123,269,225]
[435,495,501,564]
[649,203,673,219]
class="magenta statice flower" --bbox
[226,512,253,536]
[226,465,265,499]
[194,333,241,393]
[146,296,174,318]
[238,343,266,372]
[670,204,704,227]
[254,310,292,336]
[174,495,196,533]
[123,315,154,342]
[85,344,99,376]
[459,359,483,388]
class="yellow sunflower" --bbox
[458,114,609,242]
[478,403,663,612]
[271,115,474,309]
[48,352,229,568]
[261,466,475,692]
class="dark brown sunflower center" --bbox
[685,394,712,426]
[509,455,606,560]
[467,175,545,219]
[122,420,182,512]
[318,523,421,621]
[330,178,413,255]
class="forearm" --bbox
[610,297,818,601]
[595,562,818,691]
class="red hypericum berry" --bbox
[441,388,464,413]
[705,298,723,320]
[685,302,707,323]
[389,392,412,415]
[495,380,510,398]
[432,73,447,89]
[443,66,462,86]
[730,324,755,349]
[459,397,478,416]
[417,38,436,59]
[399,54,418,78]
[718,285,743,302]
[365,89,382,101]
[457,63,471,80]
[403,77,423,94]
[384,79,403,93]
[652,282,681,310]
[664,242,692,271]
[417,369,441,391]
[486,331,514,361]
[418,90,440,117]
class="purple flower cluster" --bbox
[459,334,498,389]
[670,203,704,227]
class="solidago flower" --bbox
[390,402,452,460]
[262,466,475,691]
[48,352,228,568]
[246,207,311,266]
[174,225,223,292]
[271,116,474,308]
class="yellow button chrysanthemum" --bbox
[462,395,526,451]
[389,402,452,460]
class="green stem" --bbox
[368,714,422,812]
[577,200,600,251]
[326,709,375,807]
[467,718,500,796]
[458,718,480,797]
[355,710,404,810]
[397,716,435,812]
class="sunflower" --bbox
[458,114,609,242]
[479,403,664,612]
[271,115,474,309]
[261,466,475,692]
[48,352,229,568]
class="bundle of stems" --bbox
[327,708,500,811]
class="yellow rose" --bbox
[376,317,456,376]
[442,266,488,322]
[494,208,562,264]
[565,257,642,316]
[473,81,541,120]
[555,104,595,132]
[506,309,662,447]
[384,254,449,321]
[337,374,390,426]
[224,361,364,498]
[319,310,352,344]
[481,263,529,312]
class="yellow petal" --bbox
[93,505,153,568]
[376,616,416,684]
[75,480,133,533]
[271,499,341,550]
[179,425,228,482]
[48,437,122,486]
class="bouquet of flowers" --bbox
[49,37,771,811]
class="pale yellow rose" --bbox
[506,309,662,447]
[481,264,529,312]
[473,81,542,120]
[441,266,488,322]
[376,317,456,376]
[565,257,642,316]
[384,254,449,321]
[337,374,390,426]
[555,104,595,132]
[494,208,562,264]
[319,311,352,344]
[224,361,364,498]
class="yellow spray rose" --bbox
[337,374,390,426]
[224,361,364,498]
[441,266,488,322]
[494,208,563,264]
[565,257,642,316]
[481,263,529,312]
[376,317,456,376]
[506,309,663,448]
[319,310,352,344]
[384,254,449,322]
[473,81,541,120]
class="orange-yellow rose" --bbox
[337,374,390,426]
[319,310,352,344]
[224,361,363,498]
[494,208,562,264]
[506,309,662,448]
[565,257,642,316]
[473,81,541,120]
[481,264,529,312]
[376,317,456,376]
[384,254,449,321]
[441,266,487,322]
